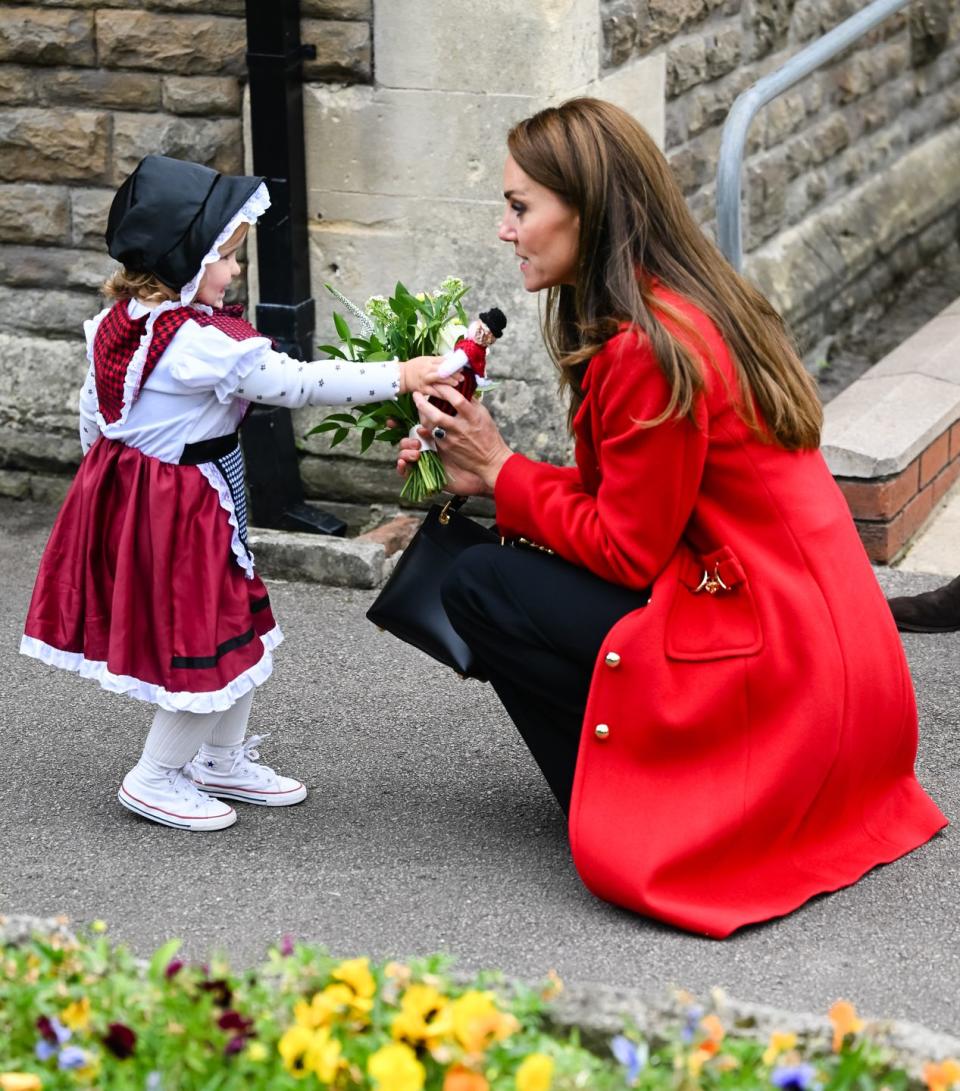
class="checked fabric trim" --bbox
[92,302,263,424]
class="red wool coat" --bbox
[494,287,946,937]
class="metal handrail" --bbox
[716,0,912,272]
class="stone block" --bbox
[95,10,246,76]
[28,472,72,504]
[0,287,96,339]
[0,184,69,244]
[70,188,113,248]
[41,68,162,110]
[667,35,708,98]
[144,0,244,11]
[0,246,109,291]
[246,526,385,588]
[822,372,960,479]
[0,7,94,66]
[636,0,709,50]
[301,0,370,16]
[0,66,37,106]
[161,76,242,116]
[705,25,741,79]
[602,0,639,70]
[302,19,370,82]
[0,107,109,183]
[374,0,598,96]
[0,469,31,499]
[111,113,243,185]
[304,84,535,202]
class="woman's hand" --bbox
[399,355,462,399]
[396,434,489,496]
[411,388,513,495]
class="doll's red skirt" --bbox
[21,437,281,712]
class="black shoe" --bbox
[887,575,960,633]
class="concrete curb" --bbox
[248,525,391,590]
[4,914,958,1069]
[547,984,960,1072]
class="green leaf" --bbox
[306,420,350,435]
[333,311,352,343]
[330,427,350,447]
[321,412,359,424]
[316,344,347,360]
[148,938,182,981]
[359,428,376,453]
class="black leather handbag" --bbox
[366,497,499,677]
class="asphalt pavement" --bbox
[2,498,958,1033]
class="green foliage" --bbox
[0,928,949,1091]
[306,280,472,503]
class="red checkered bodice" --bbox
[93,302,263,424]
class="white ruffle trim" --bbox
[197,461,255,579]
[97,299,183,433]
[180,183,271,305]
[20,626,284,714]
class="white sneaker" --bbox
[118,759,237,831]
[185,734,307,807]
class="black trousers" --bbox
[441,544,649,814]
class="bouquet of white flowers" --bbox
[307,278,472,502]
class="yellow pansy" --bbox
[280,1025,315,1079]
[368,1042,426,1091]
[828,1001,864,1052]
[392,984,454,1049]
[332,957,376,1014]
[924,1059,960,1091]
[279,1025,342,1082]
[0,1076,42,1091]
[516,1053,554,1091]
[90,920,107,934]
[295,984,355,1028]
[246,1041,268,1062]
[60,997,91,1032]
[763,1031,798,1066]
[451,991,518,1055]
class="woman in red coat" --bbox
[401,98,946,937]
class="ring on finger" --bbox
[432,426,447,440]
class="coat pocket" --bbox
[664,544,763,661]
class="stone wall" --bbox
[3,1,960,510]
[0,0,370,497]
[602,0,960,346]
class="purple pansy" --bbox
[57,1045,88,1070]
[611,1035,649,1085]
[772,1063,818,1091]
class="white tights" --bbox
[141,690,255,770]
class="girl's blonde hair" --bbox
[506,98,823,450]
[102,267,178,304]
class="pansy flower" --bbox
[611,1035,648,1085]
[103,1022,137,1059]
[772,1062,818,1091]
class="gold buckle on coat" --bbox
[693,564,730,595]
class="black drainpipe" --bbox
[242,0,346,536]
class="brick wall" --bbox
[0,0,370,495]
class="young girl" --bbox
[20,155,455,833]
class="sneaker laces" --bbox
[226,734,277,778]
[165,766,217,810]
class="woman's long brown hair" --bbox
[506,98,822,449]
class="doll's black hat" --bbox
[479,307,507,338]
[105,155,266,293]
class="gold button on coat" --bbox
[594,723,610,740]
[604,652,621,668]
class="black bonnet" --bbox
[105,156,266,292]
